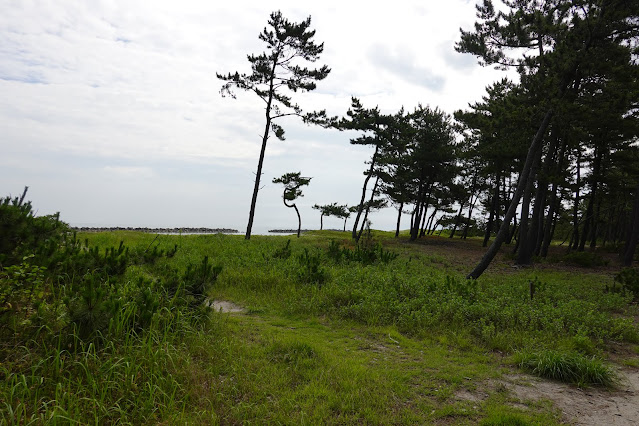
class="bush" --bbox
[0,190,222,344]
[272,239,292,259]
[0,256,49,336]
[563,251,608,268]
[326,240,398,265]
[297,248,327,285]
[0,192,66,267]
[612,268,639,302]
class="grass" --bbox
[2,229,637,423]
[513,350,618,387]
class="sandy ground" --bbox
[506,370,639,425]
[207,300,245,313]
[457,369,639,425]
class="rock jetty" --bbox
[72,226,239,234]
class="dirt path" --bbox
[503,369,639,425]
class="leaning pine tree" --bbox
[217,11,331,239]
[273,172,312,238]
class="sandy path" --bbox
[504,369,639,425]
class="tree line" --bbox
[218,2,639,278]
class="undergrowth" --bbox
[0,192,221,424]
[3,190,638,422]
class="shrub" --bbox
[0,191,66,267]
[0,256,49,336]
[612,268,639,302]
[325,240,398,265]
[272,239,292,259]
[563,251,608,268]
[297,248,327,285]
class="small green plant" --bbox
[182,256,222,308]
[326,240,343,262]
[272,239,292,259]
[514,349,616,387]
[296,248,327,285]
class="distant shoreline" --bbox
[72,226,239,234]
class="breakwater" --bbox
[72,226,239,234]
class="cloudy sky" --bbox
[1,0,508,233]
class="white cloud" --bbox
[0,0,508,231]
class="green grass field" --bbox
[2,229,638,424]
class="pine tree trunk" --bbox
[516,145,542,265]
[579,145,601,251]
[462,194,477,240]
[395,202,403,237]
[467,109,553,279]
[449,202,465,239]
[570,150,581,250]
[506,215,517,245]
[410,180,426,241]
[418,191,431,238]
[357,176,380,241]
[426,208,438,235]
[515,176,534,263]
[578,147,601,251]
[530,128,561,257]
[483,176,500,247]
[622,182,639,266]
[590,197,602,248]
[245,60,278,240]
[540,137,567,257]
[294,204,302,238]
[352,145,380,241]
[246,116,272,240]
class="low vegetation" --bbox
[1,196,638,423]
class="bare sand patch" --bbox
[207,300,245,313]
[456,370,639,425]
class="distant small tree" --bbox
[217,11,331,240]
[273,172,312,238]
[312,202,348,230]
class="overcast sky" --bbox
[1,0,508,234]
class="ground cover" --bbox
[2,228,638,424]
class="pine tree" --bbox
[273,172,312,238]
[217,11,331,240]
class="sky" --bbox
[1,0,509,234]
